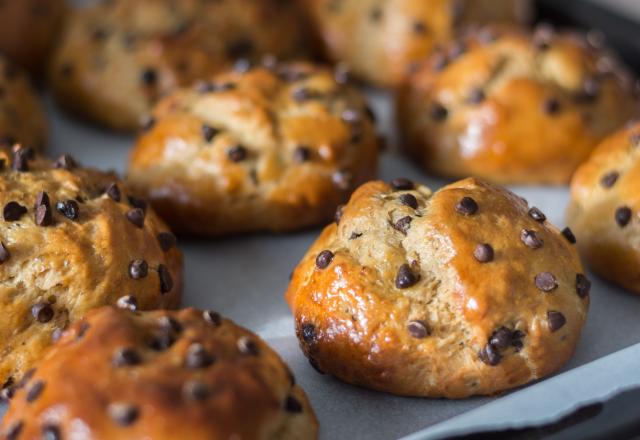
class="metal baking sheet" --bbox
[0,88,634,439]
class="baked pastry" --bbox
[286,178,590,398]
[49,0,311,131]
[1,306,319,440]
[0,57,47,151]
[398,25,638,185]
[127,62,379,236]
[305,0,531,87]
[0,147,182,388]
[567,122,640,294]
[0,0,66,73]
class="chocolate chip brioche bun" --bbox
[0,56,47,151]
[127,61,379,236]
[1,307,318,440]
[0,147,182,388]
[304,0,531,87]
[49,0,312,131]
[286,178,590,397]
[398,25,638,185]
[567,122,640,294]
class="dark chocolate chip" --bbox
[3,201,26,221]
[108,403,139,426]
[521,229,543,249]
[369,7,382,22]
[32,303,54,323]
[489,327,512,350]
[183,381,210,401]
[185,343,215,369]
[293,146,311,163]
[203,310,222,326]
[35,203,52,227]
[12,148,31,172]
[116,295,137,311]
[233,58,252,73]
[26,380,45,402]
[129,259,148,279]
[542,97,561,114]
[478,343,501,366]
[535,272,558,292]
[455,196,478,215]
[201,124,219,143]
[301,323,317,345]
[394,216,412,234]
[332,171,351,190]
[285,395,303,413]
[127,196,147,212]
[467,88,485,104]
[315,250,334,269]
[547,311,566,332]
[140,116,155,132]
[157,232,177,252]
[390,178,414,191]
[56,200,79,220]
[576,273,591,298]
[407,320,429,338]
[473,243,494,263]
[5,421,23,440]
[349,232,362,240]
[528,207,546,222]
[140,68,157,86]
[399,193,418,209]
[105,183,121,202]
[395,264,419,289]
[561,227,576,244]
[158,264,173,293]
[615,206,632,227]
[0,242,9,263]
[237,336,259,355]
[600,171,619,188]
[334,204,344,225]
[112,347,141,367]
[42,425,61,440]
[413,21,427,34]
[227,145,247,162]
[291,87,313,102]
[126,208,145,228]
[225,38,254,59]
[53,154,76,170]
[430,102,448,121]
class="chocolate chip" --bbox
[478,344,501,366]
[32,303,54,323]
[157,232,177,252]
[474,243,494,262]
[185,343,215,369]
[42,425,61,440]
[291,87,313,102]
[140,116,155,132]
[108,403,139,426]
[203,310,222,326]
[53,154,76,170]
[399,193,418,209]
[5,421,23,440]
[528,207,546,222]
[315,250,334,269]
[128,259,148,279]
[407,320,429,338]
[77,322,90,339]
[113,347,141,367]
[227,145,247,162]
[126,208,145,228]
[334,204,344,225]
[413,20,427,34]
[467,88,485,104]
[430,102,448,121]
[12,148,30,171]
[395,264,419,289]
[332,171,351,190]
[3,201,26,221]
[535,272,558,292]
[349,232,362,240]
[116,295,137,311]
[237,336,259,355]
[547,311,566,332]
[225,38,254,59]
[0,242,9,263]
[394,216,412,234]
[600,171,619,188]
[26,380,45,402]
[285,395,303,413]
[301,323,317,345]
[105,182,121,202]
[127,196,147,212]
[35,202,52,227]
[561,227,576,244]
[576,273,591,298]
[183,381,210,401]
[615,206,632,227]
[233,58,252,73]
[293,146,311,163]
[158,264,173,293]
[521,229,543,249]
[202,124,218,143]
[140,68,157,86]
[542,97,561,114]
[0,385,14,402]
[56,200,79,220]
[455,196,478,215]
[390,178,414,191]
[579,77,600,102]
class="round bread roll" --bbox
[0,57,47,151]
[286,178,590,398]
[305,0,531,87]
[0,147,182,388]
[49,0,311,131]
[0,0,66,73]
[1,306,318,440]
[127,62,379,236]
[398,25,638,185]
[567,122,640,294]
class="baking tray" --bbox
[3,1,640,439]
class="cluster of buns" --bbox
[0,0,638,437]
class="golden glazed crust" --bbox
[567,122,640,294]
[0,148,182,387]
[0,0,66,73]
[2,307,318,440]
[286,178,590,398]
[127,62,379,236]
[0,57,47,151]
[397,26,638,185]
[305,0,531,87]
[49,0,312,131]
